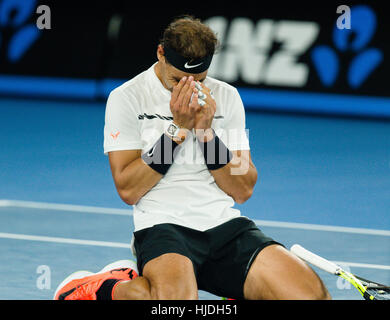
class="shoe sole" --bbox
[53,260,138,300]
[99,259,138,274]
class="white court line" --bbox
[0,202,389,270]
[1,199,389,236]
[0,199,131,216]
[0,231,388,271]
[0,232,130,248]
[253,219,390,236]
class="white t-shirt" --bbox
[104,63,250,232]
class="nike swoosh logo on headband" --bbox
[184,61,204,69]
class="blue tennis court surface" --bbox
[0,97,389,300]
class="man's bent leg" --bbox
[113,276,152,300]
[114,253,198,300]
[243,244,331,300]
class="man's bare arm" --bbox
[209,150,258,204]
[108,76,200,205]
[193,82,257,204]
[108,150,163,205]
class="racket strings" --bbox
[360,279,390,300]
[366,289,390,300]
[356,276,390,290]
[339,271,390,300]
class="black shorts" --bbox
[133,217,283,299]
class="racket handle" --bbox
[291,244,341,275]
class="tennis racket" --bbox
[291,244,390,300]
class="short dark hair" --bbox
[160,15,219,60]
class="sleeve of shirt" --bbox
[103,88,143,155]
[217,87,250,151]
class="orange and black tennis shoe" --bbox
[53,260,138,300]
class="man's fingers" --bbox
[196,81,211,94]
[172,78,213,113]
[176,76,193,108]
[189,91,201,112]
[195,81,203,92]
[182,80,196,109]
[171,76,187,103]
[195,81,213,107]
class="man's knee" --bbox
[151,282,198,300]
[307,273,331,300]
[115,277,153,300]
[244,245,331,300]
[143,253,199,300]
[291,254,331,300]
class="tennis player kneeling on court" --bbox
[54,15,331,300]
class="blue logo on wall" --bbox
[311,5,383,89]
[0,0,41,63]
